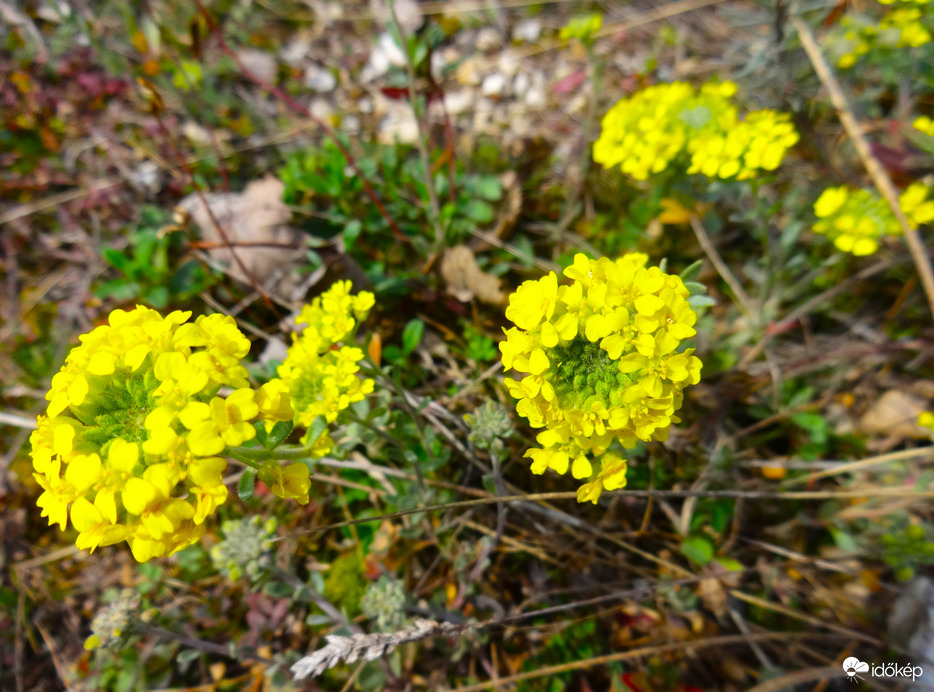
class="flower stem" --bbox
[226,444,317,466]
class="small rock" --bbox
[378,102,419,144]
[309,97,334,123]
[481,73,507,97]
[369,0,421,33]
[236,48,277,85]
[498,50,520,78]
[304,64,337,92]
[524,73,547,108]
[513,72,530,98]
[280,39,310,66]
[342,114,361,134]
[512,18,541,44]
[476,27,502,52]
[444,90,474,116]
[456,58,482,86]
[360,32,407,82]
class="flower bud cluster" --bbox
[210,515,278,581]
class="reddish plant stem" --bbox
[192,0,409,244]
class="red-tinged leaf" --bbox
[552,70,586,95]
[380,86,410,100]
[822,0,851,28]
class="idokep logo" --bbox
[842,657,923,683]
[842,658,869,683]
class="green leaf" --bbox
[679,259,703,283]
[680,535,714,565]
[141,285,169,308]
[829,527,859,552]
[465,200,494,224]
[305,415,327,447]
[683,281,707,296]
[237,469,256,501]
[263,580,295,598]
[402,319,424,355]
[102,248,134,274]
[177,649,201,665]
[264,420,294,450]
[714,556,743,572]
[475,176,503,201]
[688,295,716,309]
[95,279,141,301]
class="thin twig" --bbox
[292,487,934,537]
[690,213,756,318]
[791,14,934,320]
[782,445,934,487]
[445,632,834,692]
[386,0,445,249]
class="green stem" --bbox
[226,444,317,466]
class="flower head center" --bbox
[546,337,635,410]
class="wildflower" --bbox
[914,116,934,136]
[594,80,797,181]
[501,254,702,503]
[275,280,375,450]
[835,7,932,68]
[812,182,934,255]
[30,306,261,562]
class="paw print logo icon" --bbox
[842,657,869,683]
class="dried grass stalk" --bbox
[291,618,461,680]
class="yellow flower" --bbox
[276,281,376,450]
[501,254,702,503]
[914,116,934,136]
[812,183,934,256]
[261,461,312,505]
[30,306,259,561]
[595,79,796,181]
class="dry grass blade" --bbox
[745,666,842,692]
[291,618,461,679]
[791,14,934,320]
[445,632,830,691]
[783,445,934,487]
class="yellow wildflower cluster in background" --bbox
[500,254,702,504]
[915,116,934,136]
[593,80,798,182]
[30,307,293,562]
[276,280,375,452]
[836,7,932,68]
[812,182,934,255]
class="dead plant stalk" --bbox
[792,15,934,321]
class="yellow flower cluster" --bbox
[837,8,932,68]
[593,80,798,182]
[30,306,293,562]
[915,116,934,136]
[813,182,934,255]
[500,254,702,504]
[276,281,375,451]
